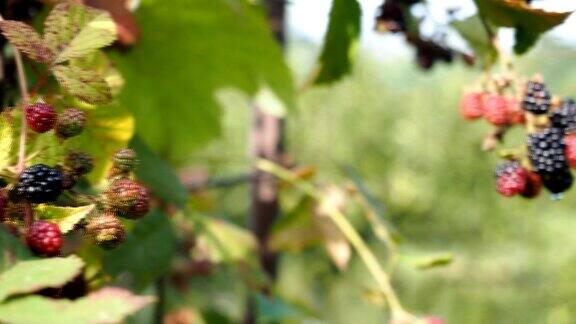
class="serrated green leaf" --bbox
[0,287,154,324]
[474,0,573,54]
[0,256,83,303]
[44,2,117,63]
[195,216,257,263]
[103,210,176,291]
[452,15,498,69]
[0,21,54,64]
[64,103,134,185]
[315,0,361,84]
[53,64,112,105]
[111,0,295,163]
[255,293,304,322]
[35,204,95,233]
[0,116,14,173]
[130,136,188,209]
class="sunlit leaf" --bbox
[0,21,54,64]
[0,287,154,324]
[44,2,117,63]
[269,196,321,252]
[195,216,257,263]
[64,102,134,185]
[315,0,361,84]
[0,116,14,173]
[35,204,95,234]
[0,256,83,303]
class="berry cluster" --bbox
[460,75,576,199]
[0,101,151,256]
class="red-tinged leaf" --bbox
[0,21,54,64]
[52,64,112,104]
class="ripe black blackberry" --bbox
[522,80,551,115]
[527,128,573,193]
[16,164,63,203]
[549,98,576,132]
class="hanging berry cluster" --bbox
[0,2,152,257]
[460,74,576,199]
[2,102,151,256]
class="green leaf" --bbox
[44,2,117,63]
[111,0,295,162]
[196,216,257,263]
[269,196,321,252]
[103,210,176,291]
[0,287,154,324]
[35,204,95,234]
[0,256,84,303]
[314,0,361,84]
[0,21,54,64]
[474,0,573,54]
[130,136,188,209]
[451,15,498,69]
[52,64,112,105]
[0,115,14,173]
[254,293,304,322]
[0,228,34,272]
[64,102,135,184]
[415,253,454,270]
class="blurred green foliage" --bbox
[186,38,576,323]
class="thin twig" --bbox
[256,159,415,322]
[0,14,30,174]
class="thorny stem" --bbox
[256,159,416,322]
[0,14,30,174]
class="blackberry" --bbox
[527,128,567,173]
[565,133,576,168]
[85,212,126,249]
[26,220,63,256]
[16,164,63,203]
[522,80,551,115]
[459,92,484,120]
[527,128,573,193]
[104,179,150,219]
[549,98,576,132]
[64,151,94,176]
[112,148,138,172]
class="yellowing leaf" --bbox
[44,3,117,63]
[0,116,14,173]
[0,21,54,64]
[53,65,112,104]
[35,204,96,233]
[0,256,84,303]
[65,103,134,185]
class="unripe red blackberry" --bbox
[483,94,509,126]
[459,92,484,120]
[104,179,150,219]
[112,148,138,173]
[506,97,525,125]
[85,212,125,249]
[521,171,542,198]
[64,151,94,176]
[26,220,63,256]
[565,133,576,168]
[55,108,86,138]
[16,164,63,203]
[25,103,56,133]
[495,161,528,197]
